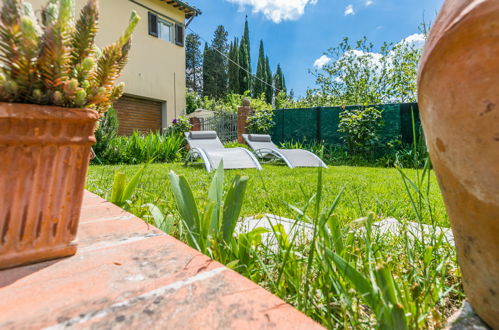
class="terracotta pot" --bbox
[0,103,98,269]
[418,0,499,327]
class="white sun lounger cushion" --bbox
[248,134,272,142]
[190,131,217,139]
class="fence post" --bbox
[237,98,253,144]
[189,117,201,131]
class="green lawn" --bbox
[87,163,449,227]
[86,163,461,328]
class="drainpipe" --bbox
[173,72,177,118]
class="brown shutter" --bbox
[148,12,158,37]
[175,24,184,46]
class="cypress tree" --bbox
[253,40,266,98]
[264,56,273,104]
[205,25,229,99]
[202,42,215,98]
[185,33,202,95]
[273,64,286,97]
[238,17,252,94]
[228,38,240,94]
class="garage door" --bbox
[113,96,162,136]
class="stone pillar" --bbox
[237,98,253,144]
[189,117,201,131]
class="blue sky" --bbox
[187,0,444,97]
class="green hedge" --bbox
[271,103,420,146]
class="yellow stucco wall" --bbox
[29,0,188,122]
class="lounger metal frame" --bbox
[252,147,294,168]
[185,133,262,172]
[242,134,328,169]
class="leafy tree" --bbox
[253,40,266,97]
[238,17,252,94]
[193,91,272,113]
[309,36,422,106]
[185,33,203,95]
[228,38,240,94]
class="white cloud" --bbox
[400,33,426,50]
[365,0,374,6]
[226,0,318,23]
[313,55,331,68]
[344,4,355,16]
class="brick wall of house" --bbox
[113,95,162,136]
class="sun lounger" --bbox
[242,134,327,168]
[185,131,262,172]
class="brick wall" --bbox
[113,96,162,136]
[237,105,253,144]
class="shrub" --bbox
[100,131,184,164]
[247,108,274,134]
[224,141,248,149]
[0,0,140,114]
[185,90,202,114]
[338,107,384,156]
[187,91,273,113]
[93,107,118,158]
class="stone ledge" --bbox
[0,191,323,329]
[445,301,491,330]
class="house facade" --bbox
[30,0,200,135]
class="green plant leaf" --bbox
[207,160,224,233]
[144,203,173,234]
[168,170,200,239]
[222,175,249,242]
[121,162,148,203]
[325,248,377,308]
[375,265,408,329]
[110,171,126,205]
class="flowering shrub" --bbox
[168,116,192,136]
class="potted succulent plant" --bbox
[0,0,140,269]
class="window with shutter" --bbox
[148,12,158,37]
[175,24,184,47]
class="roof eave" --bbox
[161,0,201,19]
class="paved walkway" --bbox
[0,191,322,329]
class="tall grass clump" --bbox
[168,162,268,267]
[160,164,462,328]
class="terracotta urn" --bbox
[0,103,98,269]
[418,0,499,327]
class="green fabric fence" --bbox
[271,103,420,146]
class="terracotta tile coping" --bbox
[0,191,323,329]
